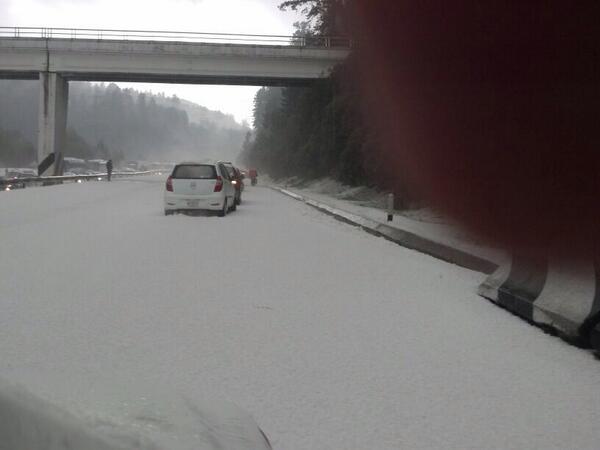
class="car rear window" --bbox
[172,165,216,179]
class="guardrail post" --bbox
[386,193,394,222]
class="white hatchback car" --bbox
[164,162,236,216]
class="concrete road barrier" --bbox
[478,254,600,348]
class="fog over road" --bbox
[1,176,599,449]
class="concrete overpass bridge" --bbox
[0,27,351,175]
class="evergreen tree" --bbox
[240,1,416,207]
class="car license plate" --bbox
[186,200,199,207]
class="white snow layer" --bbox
[1,176,599,449]
[275,177,506,265]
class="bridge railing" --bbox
[0,26,352,48]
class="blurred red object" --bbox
[349,1,600,256]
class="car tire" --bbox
[164,210,173,216]
[218,199,227,217]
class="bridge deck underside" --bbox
[0,70,317,86]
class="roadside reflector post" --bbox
[386,193,394,222]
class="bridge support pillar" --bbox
[38,72,68,176]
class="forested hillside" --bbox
[238,66,370,186]
[0,80,249,167]
[155,95,246,130]
[238,0,416,207]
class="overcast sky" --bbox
[0,0,304,124]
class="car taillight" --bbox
[166,176,173,192]
[214,176,223,192]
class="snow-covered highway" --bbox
[1,176,600,449]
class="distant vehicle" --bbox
[222,162,244,206]
[86,159,108,173]
[64,167,90,176]
[147,162,174,173]
[164,162,236,216]
[1,168,28,189]
[2,180,25,190]
[249,168,258,186]
[63,157,86,173]
[7,168,37,178]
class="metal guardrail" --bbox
[0,26,352,48]
[0,170,160,190]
